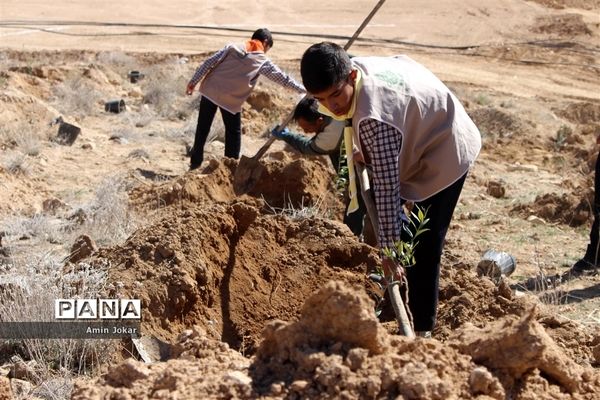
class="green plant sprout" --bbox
[381,205,430,282]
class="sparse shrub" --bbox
[143,78,176,116]
[2,214,63,247]
[0,258,116,398]
[0,121,46,156]
[130,107,155,128]
[127,149,150,159]
[0,71,8,89]
[474,93,492,106]
[553,125,573,151]
[142,61,187,118]
[15,131,42,157]
[109,127,138,143]
[95,51,136,75]
[264,193,329,220]
[1,152,31,176]
[78,176,139,246]
[52,77,102,117]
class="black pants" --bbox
[190,96,242,168]
[402,172,467,332]
[584,153,600,263]
[344,189,367,238]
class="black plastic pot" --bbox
[55,122,81,146]
[105,99,126,113]
[128,70,145,83]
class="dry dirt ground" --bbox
[0,0,600,399]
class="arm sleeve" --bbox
[188,47,228,86]
[259,60,306,93]
[280,131,328,155]
[313,120,344,153]
[359,118,403,250]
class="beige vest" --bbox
[352,56,481,201]
[200,44,268,113]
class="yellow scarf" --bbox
[318,69,363,215]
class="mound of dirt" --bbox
[436,264,530,337]
[130,155,340,212]
[511,190,593,226]
[527,0,600,10]
[94,202,377,352]
[555,102,600,125]
[71,282,600,399]
[532,14,592,36]
[436,263,599,365]
[242,86,296,137]
[469,107,529,140]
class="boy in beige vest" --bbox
[300,42,481,337]
[186,28,305,170]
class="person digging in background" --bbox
[300,42,482,338]
[185,28,305,171]
[569,135,600,276]
[271,97,369,240]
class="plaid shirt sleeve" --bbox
[259,60,306,93]
[359,118,403,251]
[188,47,228,86]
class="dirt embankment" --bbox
[72,281,600,399]
[65,156,599,399]
[95,195,376,353]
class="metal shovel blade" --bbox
[233,155,266,194]
[233,136,276,195]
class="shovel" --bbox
[233,0,388,195]
[356,163,414,338]
[233,109,301,194]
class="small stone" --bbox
[0,376,12,398]
[290,380,309,392]
[269,382,284,395]
[156,244,175,259]
[224,371,252,386]
[68,235,97,263]
[10,378,32,398]
[526,215,546,225]
[487,181,506,198]
[508,163,538,172]
[593,344,600,364]
[42,198,66,214]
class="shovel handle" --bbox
[252,94,310,161]
[388,282,415,338]
[343,0,387,51]
[252,135,277,161]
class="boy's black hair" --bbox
[301,42,352,94]
[252,28,274,48]
[293,97,331,124]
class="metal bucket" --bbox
[477,250,516,281]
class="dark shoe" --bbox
[570,259,599,276]
[189,163,201,171]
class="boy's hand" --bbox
[186,82,196,96]
[382,257,404,281]
[271,126,291,140]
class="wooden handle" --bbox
[388,282,415,338]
